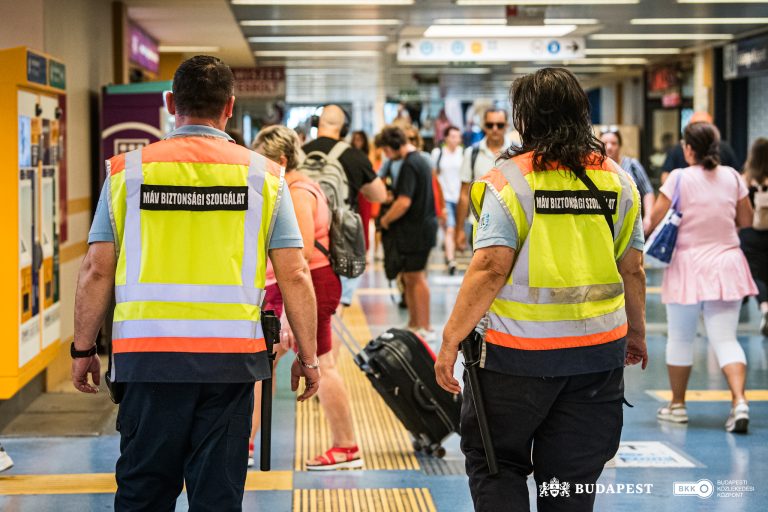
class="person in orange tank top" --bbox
[251,125,362,471]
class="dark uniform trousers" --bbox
[461,367,624,512]
[114,382,254,512]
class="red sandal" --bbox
[306,446,363,471]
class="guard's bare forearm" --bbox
[74,244,116,349]
[442,246,515,348]
[619,249,646,337]
[271,248,317,362]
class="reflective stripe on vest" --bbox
[471,152,639,352]
[107,139,283,358]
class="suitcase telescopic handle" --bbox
[413,381,438,412]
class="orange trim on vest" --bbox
[109,153,126,176]
[485,323,628,350]
[113,337,267,354]
[141,137,251,165]
[510,152,613,176]
[478,168,508,191]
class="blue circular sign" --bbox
[451,41,465,55]
[547,41,561,54]
[420,41,434,55]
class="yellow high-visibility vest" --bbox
[106,131,283,382]
[470,151,640,376]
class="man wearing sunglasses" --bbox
[456,109,513,251]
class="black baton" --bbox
[460,331,499,475]
[260,310,281,471]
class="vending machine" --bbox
[0,47,65,399]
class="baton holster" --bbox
[461,329,499,475]
[259,310,281,471]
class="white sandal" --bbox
[657,403,688,423]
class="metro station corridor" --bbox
[3,1,768,511]
[1,260,766,511]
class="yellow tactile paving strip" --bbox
[294,300,420,472]
[0,471,293,496]
[648,390,768,402]
[293,488,437,512]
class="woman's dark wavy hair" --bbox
[502,67,605,175]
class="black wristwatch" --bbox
[70,342,97,359]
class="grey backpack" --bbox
[298,141,367,278]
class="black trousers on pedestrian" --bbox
[460,367,624,512]
[740,227,768,304]
[114,382,254,512]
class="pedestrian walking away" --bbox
[436,67,648,512]
[72,55,320,512]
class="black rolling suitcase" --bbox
[333,317,461,457]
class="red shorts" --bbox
[263,265,341,356]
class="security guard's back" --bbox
[470,150,640,377]
[71,56,321,512]
[436,67,647,512]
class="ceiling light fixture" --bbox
[631,17,768,24]
[536,57,648,65]
[248,35,388,43]
[677,0,768,3]
[585,48,682,55]
[424,24,577,38]
[253,50,380,57]
[545,19,600,25]
[433,18,506,25]
[233,0,413,5]
[241,19,401,27]
[512,66,615,73]
[591,33,733,40]
[158,46,220,53]
[456,0,638,5]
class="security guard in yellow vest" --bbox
[436,68,648,512]
[72,56,320,511]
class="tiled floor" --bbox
[1,264,766,511]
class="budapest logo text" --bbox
[140,185,249,211]
[539,478,653,498]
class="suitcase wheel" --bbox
[420,443,446,458]
[412,439,425,453]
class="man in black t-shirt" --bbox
[379,126,437,341]
[302,105,386,208]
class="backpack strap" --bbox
[314,240,331,257]
[471,145,481,179]
[436,147,443,172]
[327,140,350,162]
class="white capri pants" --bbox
[666,300,747,368]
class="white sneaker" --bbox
[413,327,437,343]
[725,401,749,434]
[0,445,13,473]
[657,403,689,423]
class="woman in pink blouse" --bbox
[648,122,757,433]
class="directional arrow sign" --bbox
[397,37,586,63]
[566,41,580,52]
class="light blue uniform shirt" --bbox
[88,125,303,250]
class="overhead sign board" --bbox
[724,33,768,80]
[232,67,286,98]
[129,23,160,74]
[398,37,585,63]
